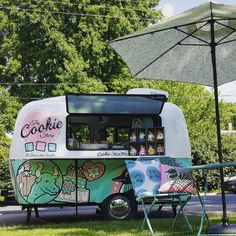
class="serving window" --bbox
[66,114,164,155]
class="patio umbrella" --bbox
[110,2,236,234]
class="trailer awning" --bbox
[66,94,167,115]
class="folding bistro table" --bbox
[185,162,236,236]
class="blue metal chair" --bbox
[125,157,193,235]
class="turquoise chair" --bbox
[125,157,193,235]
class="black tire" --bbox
[100,193,137,220]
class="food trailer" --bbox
[9,88,191,220]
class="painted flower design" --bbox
[88,166,100,179]
[62,179,75,194]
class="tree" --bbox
[0,0,161,99]
[0,127,12,189]
[220,103,236,130]
[0,87,21,188]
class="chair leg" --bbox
[141,199,156,234]
[172,208,192,232]
[172,196,193,232]
[181,209,193,232]
[172,207,181,228]
[197,200,210,236]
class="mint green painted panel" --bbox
[10,159,129,205]
[10,157,191,205]
[11,160,65,204]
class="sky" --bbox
[159,0,236,103]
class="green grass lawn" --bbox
[0,214,236,236]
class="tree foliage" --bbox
[0,126,12,189]
[0,87,22,188]
[0,0,161,99]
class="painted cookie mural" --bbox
[15,160,106,204]
[56,161,105,203]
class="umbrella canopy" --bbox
[110,2,236,233]
[110,2,236,87]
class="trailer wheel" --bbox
[101,194,137,220]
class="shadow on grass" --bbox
[0,210,208,236]
[2,206,175,226]
[1,208,235,236]
[1,217,199,236]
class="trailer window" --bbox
[66,115,162,151]
[106,127,129,149]
[67,123,90,150]
[106,127,128,143]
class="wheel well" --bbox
[99,191,137,220]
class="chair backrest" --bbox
[125,156,195,198]
[159,163,195,194]
[125,158,161,199]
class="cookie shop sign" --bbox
[21,117,63,139]
[21,111,63,153]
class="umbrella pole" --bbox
[206,17,236,234]
[210,19,228,226]
[211,47,228,226]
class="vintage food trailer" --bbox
[9,88,191,220]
